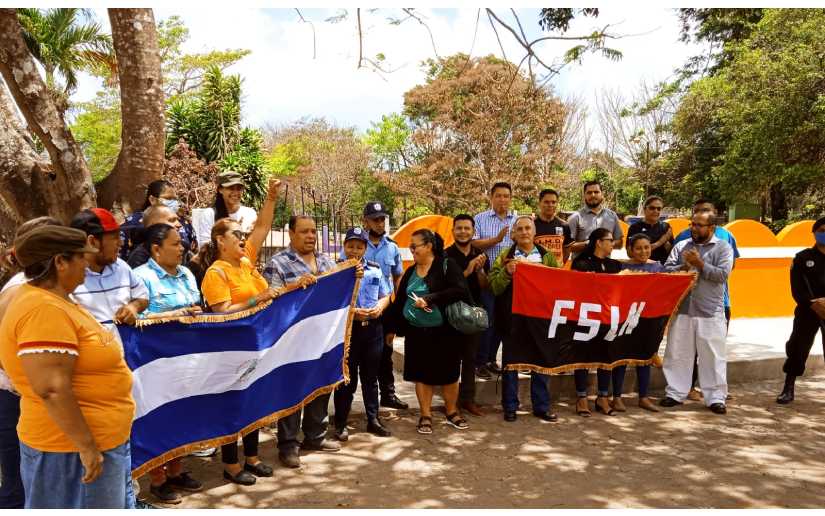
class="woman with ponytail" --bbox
[384,229,471,435]
[198,177,282,486]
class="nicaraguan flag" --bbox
[118,263,358,477]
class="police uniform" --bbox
[333,227,393,438]
[778,226,825,403]
[361,201,408,409]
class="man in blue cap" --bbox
[333,227,393,440]
[362,201,408,410]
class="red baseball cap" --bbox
[70,208,121,235]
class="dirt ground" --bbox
[139,373,825,509]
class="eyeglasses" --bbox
[645,206,663,211]
[690,223,712,228]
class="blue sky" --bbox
[74,8,704,142]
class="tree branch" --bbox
[294,8,316,59]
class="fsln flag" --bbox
[119,263,358,477]
[507,264,695,374]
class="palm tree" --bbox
[16,8,115,111]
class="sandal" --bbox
[595,396,616,416]
[576,396,592,417]
[417,416,433,434]
[446,412,469,430]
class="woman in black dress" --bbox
[571,228,624,417]
[384,229,470,435]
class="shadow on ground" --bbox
[140,374,825,508]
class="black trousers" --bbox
[378,329,396,398]
[783,305,823,377]
[334,321,382,423]
[458,333,479,403]
[277,393,331,452]
[221,430,259,465]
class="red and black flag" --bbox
[507,264,696,374]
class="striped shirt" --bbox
[264,248,336,289]
[133,258,201,315]
[73,258,149,333]
[473,209,516,264]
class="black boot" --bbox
[776,374,796,404]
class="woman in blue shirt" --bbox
[133,224,204,504]
[618,233,665,412]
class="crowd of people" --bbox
[0,172,822,509]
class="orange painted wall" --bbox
[392,215,816,319]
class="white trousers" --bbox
[663,313,728,406]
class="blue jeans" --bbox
[597,366,627,397]
[0,390,23,508]
[502,371,550,414]
[476,290,502,367]
[20,440,135,508]
[637,366,651,398]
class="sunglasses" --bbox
[229,230,248,240]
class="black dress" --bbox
[385,256,469,385]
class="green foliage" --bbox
[538,8,599,33]
[363,113,413,172]
[69,89,121,182]
[665,9,825,220]
[157,15,250,99]
[349,170,396,218]
[266,140,309,177]
[166,66,242,163]
[16,8,114,101]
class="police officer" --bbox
[777,216,825,404]
[362,201,409,410]
[333,227,393,439]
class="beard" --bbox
[368,229,384,238]
[585,198,601,209]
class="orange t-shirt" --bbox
[0,284,135,452]
[201,242,268,307]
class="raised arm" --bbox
[247,177,282,252]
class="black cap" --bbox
[344,227,368,243]
[363,201,388,219]
[813,217,825,232]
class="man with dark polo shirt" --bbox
[445,214,489,416]
[533,188,572,264]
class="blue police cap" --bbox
[363,201,388,219]
[345,226,368,243]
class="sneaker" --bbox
[150,482,182,504]
[380,394,409,410]
[189,447,217,458]
[334,425,349,442]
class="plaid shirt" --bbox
[264,247,336,289]
[473,209,516,264]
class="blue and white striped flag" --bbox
[119,263,357,476]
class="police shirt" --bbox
[355,259,392,309]
[364,234,403,294]
[790,247,825,307]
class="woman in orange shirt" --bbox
[197,177,284,486]
[0,225,135,509]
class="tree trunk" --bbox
[769,183,788,222]
[0,9,96,223]
[96,8,165,216]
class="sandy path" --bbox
[139,374,825,508]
